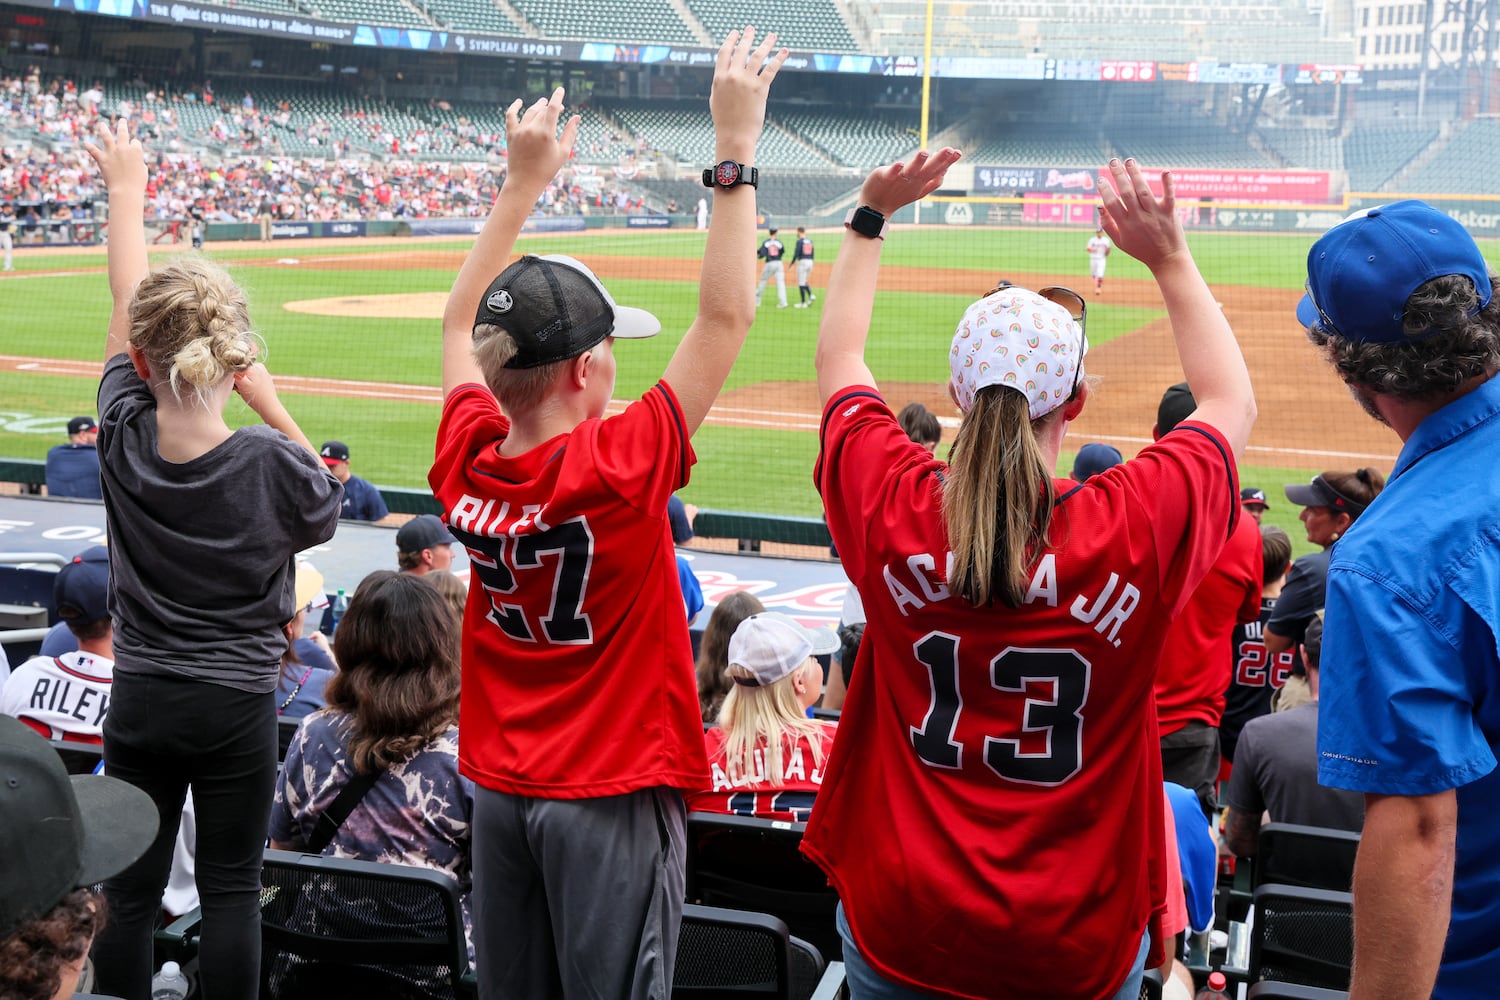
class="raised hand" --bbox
[83,118,147,194]
[710,27,789,152]
[233,361,281,417]
[859,148,963,216]
[501,87,580,196]
[1097,157,1186,272]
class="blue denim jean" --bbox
[836,902,1150,1000]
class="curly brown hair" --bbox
[0,888,105,1000]
[1307,273,1500,400]
[326,571,462,775]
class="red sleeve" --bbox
[594,380,697,515]
[815,387,941,584]
[1120,420,1241,620]
[430,383,508,498]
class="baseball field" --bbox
[3,222,1484,555]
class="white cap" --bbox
[949,286,1084,419]
[728,612,841,688]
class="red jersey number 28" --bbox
[465,516,596,645]
[909,632,1090,786]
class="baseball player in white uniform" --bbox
[696,196,709,231]
[1087,226,1112,293]
[756,226,788,308]
[0,546,113,742]
[0,204,15,271]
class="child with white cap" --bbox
[687,612,840,822]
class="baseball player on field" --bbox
[0,202,15,271]
[793,225,816,307]
[431,30,786,999]
[756,225,788,308]
[1087,225,1112,293]
[808,155,1255,1000]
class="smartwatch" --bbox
[702,161,759,189]
[844,205,889,240]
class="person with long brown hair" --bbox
[269,571,472,947]
[694,590,766,723]
[806,154,1257,1000]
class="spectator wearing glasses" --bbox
[808,155,1255,1000]
[1262,469,1385,661]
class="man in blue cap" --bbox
[1298,200,1500,1000]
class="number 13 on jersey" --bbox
[910,632,1092,786]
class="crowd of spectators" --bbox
[1,70,666,236]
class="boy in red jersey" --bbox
[430,30,786,1000]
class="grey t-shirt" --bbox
[1224,701,1365,833]
[97,353,343,692]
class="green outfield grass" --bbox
[0,225,1417,546]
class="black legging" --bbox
[92,670,278,1000]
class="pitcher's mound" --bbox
[284,292,447,318]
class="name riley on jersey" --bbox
[882,551,1141,647]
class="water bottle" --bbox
[330,588,349,632]
[151,960,189,1000]
[1194,970,1230,1000]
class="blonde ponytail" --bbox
[128,258,254,402]
[943,385,1057,607]
[717,663,825,788]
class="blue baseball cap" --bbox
[1072,442,1123,481]
[55,545,110,625]
[1296,201,1493,344]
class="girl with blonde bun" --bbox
[84,119,342,1000]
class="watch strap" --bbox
[844,206,890,240]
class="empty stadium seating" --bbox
[1344,123,1438,191]
[309,0,433,28]
[603,100,836,171]
[774,110,918,168]
[683,0,856,52]
[1109,126,1272,170]
[966,129,1112,168]
[1256,127,1344,173]
[1393,119,1500,194]
[421,0,526,34]
[507,0,698,45]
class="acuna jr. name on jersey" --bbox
[881,551,1141,648]
[710,744,826,793]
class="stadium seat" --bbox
[685,812,842,963]
[1248,884,1353,992]
[1139,968,1164,1000]
[673,902,845,1000]
[1245,983,1349,999]
[257,848,475,999]
[1253,823,1360,894]
[49,738,104,775]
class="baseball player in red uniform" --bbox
[430,31,785,999]
[808,155,1256,1000]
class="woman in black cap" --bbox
[1264,468,1386,659]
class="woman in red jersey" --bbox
[687,611,839,822]
[806,154,1256,1000]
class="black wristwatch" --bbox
[702,160,758,189]
[844,205,889,240]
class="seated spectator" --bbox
[1,546,112,742]
[1240,487,1269,524]
[424,569,468,624]
[896,401,941,454]
[269,571,473,953]
[678,555,703,626]
[44,416,101,500]
[396,514,457,576]
[1222,615,1365,856]
[320,440,389,522]
[0,715,157,1000]
[275,563,336,719]
[694,590,765,724]
[667,493,697,544]
[687,613,839,822]
[1220,525,1302,769]
[1072,441,1123,480]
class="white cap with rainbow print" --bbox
[948,287,1085,420]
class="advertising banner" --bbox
[626,216,672,228]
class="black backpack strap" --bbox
[305,767,383,854]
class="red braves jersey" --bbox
[430,381,709,798]
[0,651,113,742]
[807,388,1240,1000]
[1153,512,1262,735]
[685,723,837,822]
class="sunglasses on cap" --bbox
[986,281,1089,399]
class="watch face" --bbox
[714,161,740,187]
